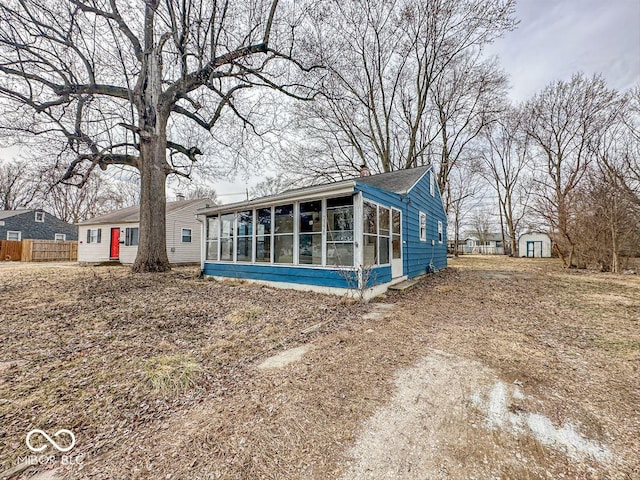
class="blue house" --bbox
[198,166,447,298]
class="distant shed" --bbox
[518,232,552,258]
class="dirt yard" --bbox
[0,257,638,479]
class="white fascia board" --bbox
[197,182,356,216]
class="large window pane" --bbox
[363,235,377,265]
[237,237,252,262]
[257,208,271,236]
[220,238,233,261]
[221,213,234,237]
[379,237,390,264]
[274,235,293,263]
[392,210,401,235]
[237,210,253,236]
[300,201,322,233]
[363,202,377,234]
[327,206,354,242]
[392,236,401,259]
[299,233,322,265]
[207,216,219,239]
[326,243,354,266]
[256,236,271,262]
[274,204,293,234]
[206,239,218,260]
[379,208,390,236]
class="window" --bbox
[378,207,390,265]
[392,209,401,260]
[206,216,219,260]
[35,211,44,222]
[326,196,354,267]
[274,204,294,264]
[181,228,192,243]
[438,221,443,244]
[54,233,66,241]
[125,227,139,246]
[7,231,21,241]
[419,212,427,242]
[299,200,322,265]
[220,213,234,261]
[430,172,435,197]
[256,208,272,262]
[363,201,378,266]
[86,228,101,243]
[236,211,253,262]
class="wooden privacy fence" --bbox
[0,240,23,261]
[20,240,78,262]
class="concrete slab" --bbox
[257,345,311,370]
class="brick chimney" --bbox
[359,164,371,177]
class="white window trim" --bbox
[181,228,192,243]
[7,230,21,241]
[35,211,45,222]
[430,172,435,197]
[438,221,443,244]
[54,233,66,241]
[419,212,427,242]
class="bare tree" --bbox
[0,0,314,271]
[283,0,515,184]
[447,162,484,256]
[0,159,41,210]
[480,107,531,256]
[527,73,620,267]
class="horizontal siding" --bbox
[356,168,447,279]
[203,262,356,288]
[78,223,138,263]
[366,265,392,287]
[166,205,204,263]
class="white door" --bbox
[391,209,403,278]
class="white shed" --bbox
[518,232,552,258]
[77,198,213,264]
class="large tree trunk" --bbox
[133,129,170,272]
[132,15,171,273]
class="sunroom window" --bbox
[274,204,294,264]
[363,202,378,266]
[220,213,234,261]
[236,210,253,262]
[299,200,322,265]
[326,196,354,266]
[206,216,219,260]
[256,208,272,262]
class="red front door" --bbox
[110,228,120,259]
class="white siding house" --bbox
[77,198,213,264]
[518,232,552,258]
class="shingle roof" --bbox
[355,165,430,194]
[0,210,27,220]
[78,198,211,225]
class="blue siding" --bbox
[356,168,447,279]
[366,265,392,287]
[203,262,356,289]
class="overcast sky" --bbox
[486,0,640,102]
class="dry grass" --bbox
[0,257,638,479]
[145,354,202,393]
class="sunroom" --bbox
[198,166,447,298]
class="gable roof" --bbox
[78,198,211,226]
[0,208,45,220]
[356,165,430,194]
[198,166,432,215]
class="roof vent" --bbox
[359,164,371,177]
[176,193,185,201]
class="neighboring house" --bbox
[77,198,213,264]
[198,166,447,299]
[462,233,505,255]
[0,209,78,241]
[518,232,552,258]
